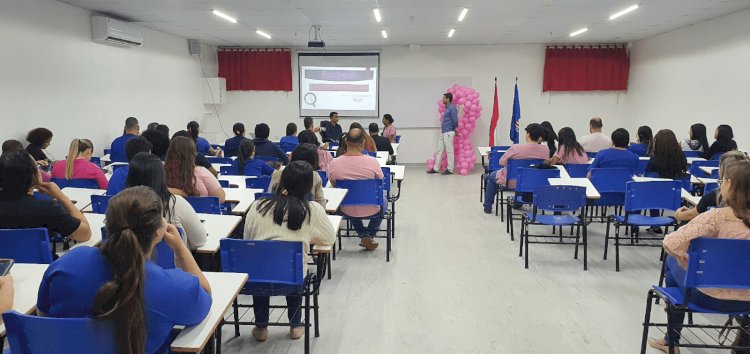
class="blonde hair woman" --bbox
[50,138,108,189]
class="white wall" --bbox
[625,9,750,151]
[0,0,212,159]
[214,45,627,163]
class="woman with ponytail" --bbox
[230,139,275,176]
[37,186,212,354]
[243,161,335,342]
[649,160,750,352]
[50,138,108,189]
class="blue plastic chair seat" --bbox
[612,214,674,226]
[526,213,580,226]
[652,286,750,315]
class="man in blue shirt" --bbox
[253,123,289,165]
[588,128,639,174]
[223,123,249,157]
[109,117,140,162]
[320,112,343,143]
[428,93,459,175]
[106,136,153,195]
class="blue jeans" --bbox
[253,295,302,328]
[663,255,750,343]
[351,216,382,237]
[484,170,502,210]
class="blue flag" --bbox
[509,82,521,144]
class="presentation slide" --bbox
[298,53,379,117]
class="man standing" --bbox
[110,117,140,162]
[580,117,612,153]
[320,112,343,143]
[428,93,459,175]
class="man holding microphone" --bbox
[428,93,459,175]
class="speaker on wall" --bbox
[188,39,202,55]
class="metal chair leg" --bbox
[233,298,240,337]
[640,290,656,354]
[304,293,311,354]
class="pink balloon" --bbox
[460,169,468,175]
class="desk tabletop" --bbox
[211,163,231,171]
[681,189,701,206]
[687,157,707,164]
[553,165,571,179]
[477,146,491,156]
[699,166,718,174]
[223,188,264,215]
[61,187,106,211]
[69,213,106,250]
[695,177,718,185]
[323,188,348,213]
[170,272,248,353]
[547,178,601,199]
[195,213,243,254]
[1,263,48,336]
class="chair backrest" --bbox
[336,179,384,208]
[280,143,297,154]
[110,164,127,173]
[89,156,101,168]
[220,239,304,288]
[381,167,391,193]
[218,179,229,188]
[711,152,724,161]
[683,151,700,158]
[506,159,544,183]
[0,228,52,264]
[254,192,275,200]
[492,145,511,151]
[586,152,598,159]
[51,178,99,189]
[624,180,682,212]
[589,168,633,193]
[2,311,115,354]
[487,151,505,172]
[563,163,590,178]
[245,176,272,192]
[395,135,401,143]
[704,182,719,195]
[317,170,328,187]
[634,158,649,176]
[689,160,720,178]
[532,185,587,213]
[206,157,233,164]
[103,148,111,156]
[90,194,113,214]
[685,238,750,292]
[186,196,222,214]
[710,168,719,179]
[514,168,560,194]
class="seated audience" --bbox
[253,123,289,164]
[36,186,212,354]
[223,123,248,158]
[244,161,335,342]
[709,124,738,159]
[320,111,343,143]
[547,127,589,165]
[187,121,221,157]
[110,117,140,162]
[382,114,397,143]
[165,136,225,203]
[680,123,711,159]
[172,131,218,177]
[646,129,688,180]
[51,139,108,189]
[336,122,376,156]
[327,128,384,251]
[588,128,639,172]
[156,124,170,138]
[299,130,333,172]
[126,152,207,250]
[4,139,51,182]
[0,275,12,322]
[280,123,300,147]
[231,140,275,176]
[300,116,324,147]
[649,160,750,353]
[25,127,53,167]
[541,121,557,158]
[141,128,169,160]
[369,123,394,156]
[147,122,160,131]
[483,123,550,214]
[106,136,153,195]
[271,143,326,207]
[0,150,91,243]
[580,117,612,153]
[628,126,653,157]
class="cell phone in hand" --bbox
[0,258,14,276]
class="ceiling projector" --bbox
[308,25,325,48]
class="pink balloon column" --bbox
[425,84,482,175]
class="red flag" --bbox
[489,78,500,146]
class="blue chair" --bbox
[103,148,111,156]
[640,238,750,353]
[219,179,229,188]
[520,185,588,270]
[280,143,298,154]
[89,156,101,168]
[480,150,505,203]
[101,228,175,269]
[586,152,598,159]
[186,196,222,215]
[2,311,115,353]
[590,168,633,222]
[220,165,262,177]
[635,158,650,176]
[50,178,99,189]
[246,176,272,192]
[506,168,560,240]
[220,239,321,354]
[689,160,720,179]
[564,163,591,178]
[336,179,392,262]
[711,152,724,161]
[394,135,401,143]
[495,158,544,220]
[606,180,682,271]
[256,155,280,169]
[207,157,233,164]
[683,150,700,158]
[110,164,128,174]
[317,170,328,187]
[710,168,719,179]
[704,182,719,195]
[0,228,53,264]
[90,194,113,214]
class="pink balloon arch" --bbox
[426,84,482,175]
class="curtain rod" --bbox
[546,44,626,49]
[217,48,291,52]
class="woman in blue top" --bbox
[628,126,653,156]
[231,139,276,176]
[187,121,221,157]
[37,186,212,354]
[279,123,300,147]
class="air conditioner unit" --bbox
[91,16,144,47]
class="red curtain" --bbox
[543,47,629,92]
[218,49,292,91]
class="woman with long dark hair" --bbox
[628,126,653,157]
[244,161,335,342]
[127,152,207,250]
[50,138,108,189]
[709,124,738,159]
[165,136,225,202]
[540,121,557,158]
[547,127,588,165]
[36,186,212,354]
[680,123,710,159]
[270,143,326,207]
[231,139,275,176]
[646,129,688,180]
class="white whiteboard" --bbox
[380,77,473,128]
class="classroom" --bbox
[1,0,749,353]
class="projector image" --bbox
[308,40,326,48]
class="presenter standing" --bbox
[428,93,459,175]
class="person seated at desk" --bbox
[382,114,397,143]
[244,160,335,342]
[165,137,225,203]
[280,123,300,147]
[328,128,383,251]
[172,131,219,177]
[110,117,140,163]
[51,139,108,190]
[369,123,394,156]
[0,275,12,322]
[320,111,343,143]
[675,151,749,222]
[25,127,53,169]
[482,123,549,214]
[335,123,376,157]
[547,127,588,165]
[36,186,212,354]
[141,128,169,160]
[253,123,289,165]
[187,121,221,157]
[300,117,324,146]
[0,150,91,244]
[106,136,152,196]
[127,152,207,250]
[649,160,750,353]
[587,128,639,174]
[709,124,738,159]
[580,117,612,153]
[642,129,688,233]
[541,121,557,158]
[628,126,654,157]
[298,130,333,172]
[271,143,326,208]
[4,139,51,182]
[230,140,275,176]
[680,123,711,159]
[223,123,248,158]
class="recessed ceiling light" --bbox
[448,29,455,38]
[256,30,271,39]
[373,8,382,23]
[381,30,388,39]
[212,10,237,24]
[609,4,639,20]
[569,28,588,37]
[458,8,469,22]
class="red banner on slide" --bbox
[309,84,370,92]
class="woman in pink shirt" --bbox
[382,114,397,143]
[51,139,108,189]
[547,127,589,165]
[648,160,750,353]
[165,137,225,203]
[483,123,549,213]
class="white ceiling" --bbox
[59,0,750,47]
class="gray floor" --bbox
[220,165,721,353]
